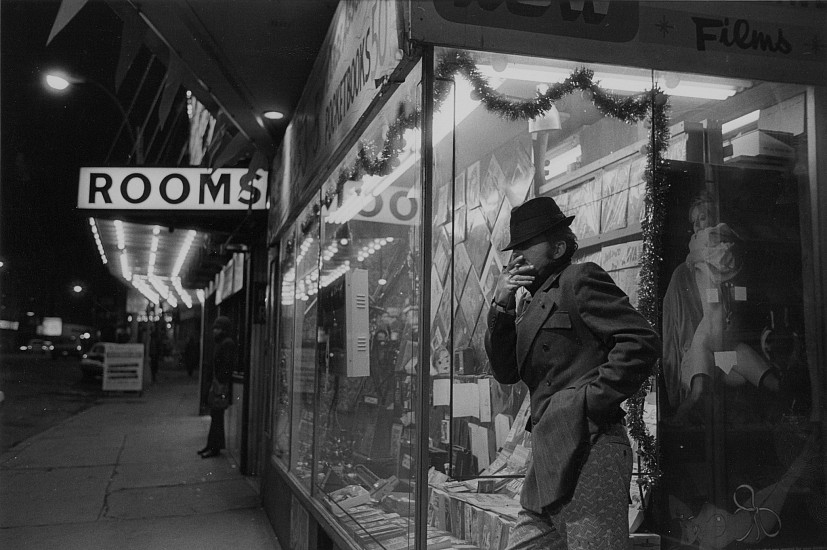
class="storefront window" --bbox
[425,46,824,548]
[299,63,423,548]
[427,48,657,546]
[290,205,321,488]
[272,231,296,465]
[657,86,824,546]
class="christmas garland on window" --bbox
[298,50,669,488]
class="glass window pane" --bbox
[311,63,422,549]
[290,203,321,488]
[429,47,653,490]
[426,46,824,549]
[273,231,296,465]
[658,85,824,545]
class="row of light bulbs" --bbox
[282,236,397,304]
[89,218,108,265]
[91,218,201,310]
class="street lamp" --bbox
[73,285,84,294]
[44,71,144,164]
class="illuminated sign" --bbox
[0,320,20,331]
[431,0,639,42]
[41,317,63,337]
[77,167,267,210]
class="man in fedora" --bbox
[485,196,660,548]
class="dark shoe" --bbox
[197,446,210,455]
[201,449,221,458]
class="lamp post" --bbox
[44,72,144,164]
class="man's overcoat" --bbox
[485,261,660,512]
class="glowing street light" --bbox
[45,73,73,90]
[43,70,144,163]
[73,285,84,294]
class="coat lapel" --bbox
[515,265,567,369]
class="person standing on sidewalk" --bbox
[485,196,660,548]
[199,316,236,459]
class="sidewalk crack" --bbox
[97,434,127,520]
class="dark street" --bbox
[0,353,100,452]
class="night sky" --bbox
[1,0,167,326]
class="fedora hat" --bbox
[502,196,574,251]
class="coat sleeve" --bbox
[484,305,521,384]
[574,263,661,423]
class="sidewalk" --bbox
[0,368,282,550]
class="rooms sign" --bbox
[77,167,267,210]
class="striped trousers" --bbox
[506,426,633,550]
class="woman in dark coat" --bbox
[199,316,236,458]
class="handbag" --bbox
[208,379,230,409]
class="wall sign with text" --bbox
[77,167,267,210]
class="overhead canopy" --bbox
[47,0,339,309]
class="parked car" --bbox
[80,343,107,379]
[21,339,54,357]
[51,336,84,359]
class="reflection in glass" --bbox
[273,232,296,464]
[290,208,321,488]
[308,65,422,549]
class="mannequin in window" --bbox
[662,192,780,423]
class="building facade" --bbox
[258,2,827,549]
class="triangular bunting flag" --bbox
[47,0,89,45]
[240,150,268,186]
[205,114,230,164]
[212,131,252,170]
[115,18,146,90]
[158,55,184,128]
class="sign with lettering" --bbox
[600,240,643,272]
[639,7,822,64]
[271,0,402,232]
[410,2,825,86]
[352,188,420,226]
[432,0,639,42]
[102,343,144,392]
[78,167,267,210]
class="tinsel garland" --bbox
[434,51,651,122]
[627,89,670,491]
[297,50,669,488]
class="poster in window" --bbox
[481,154,505,229]
[489,200,511,265]
[453,242,473,300]
[434,177,450,227]
[455,169,467,209]
[568,179,600,239]
[480,250,503,299]
[465,206,491,275]
[431,264,444,323]
[455,204,467,244]
[466,161,481,209]
[658,161,820,548]
[460,268,484,337]
[433,227,450,284]
[627,156,646,227]
[600,163,630,233]
[505,135,534,208]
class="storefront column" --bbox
[806,86,827,486]
[414,45,435,550]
